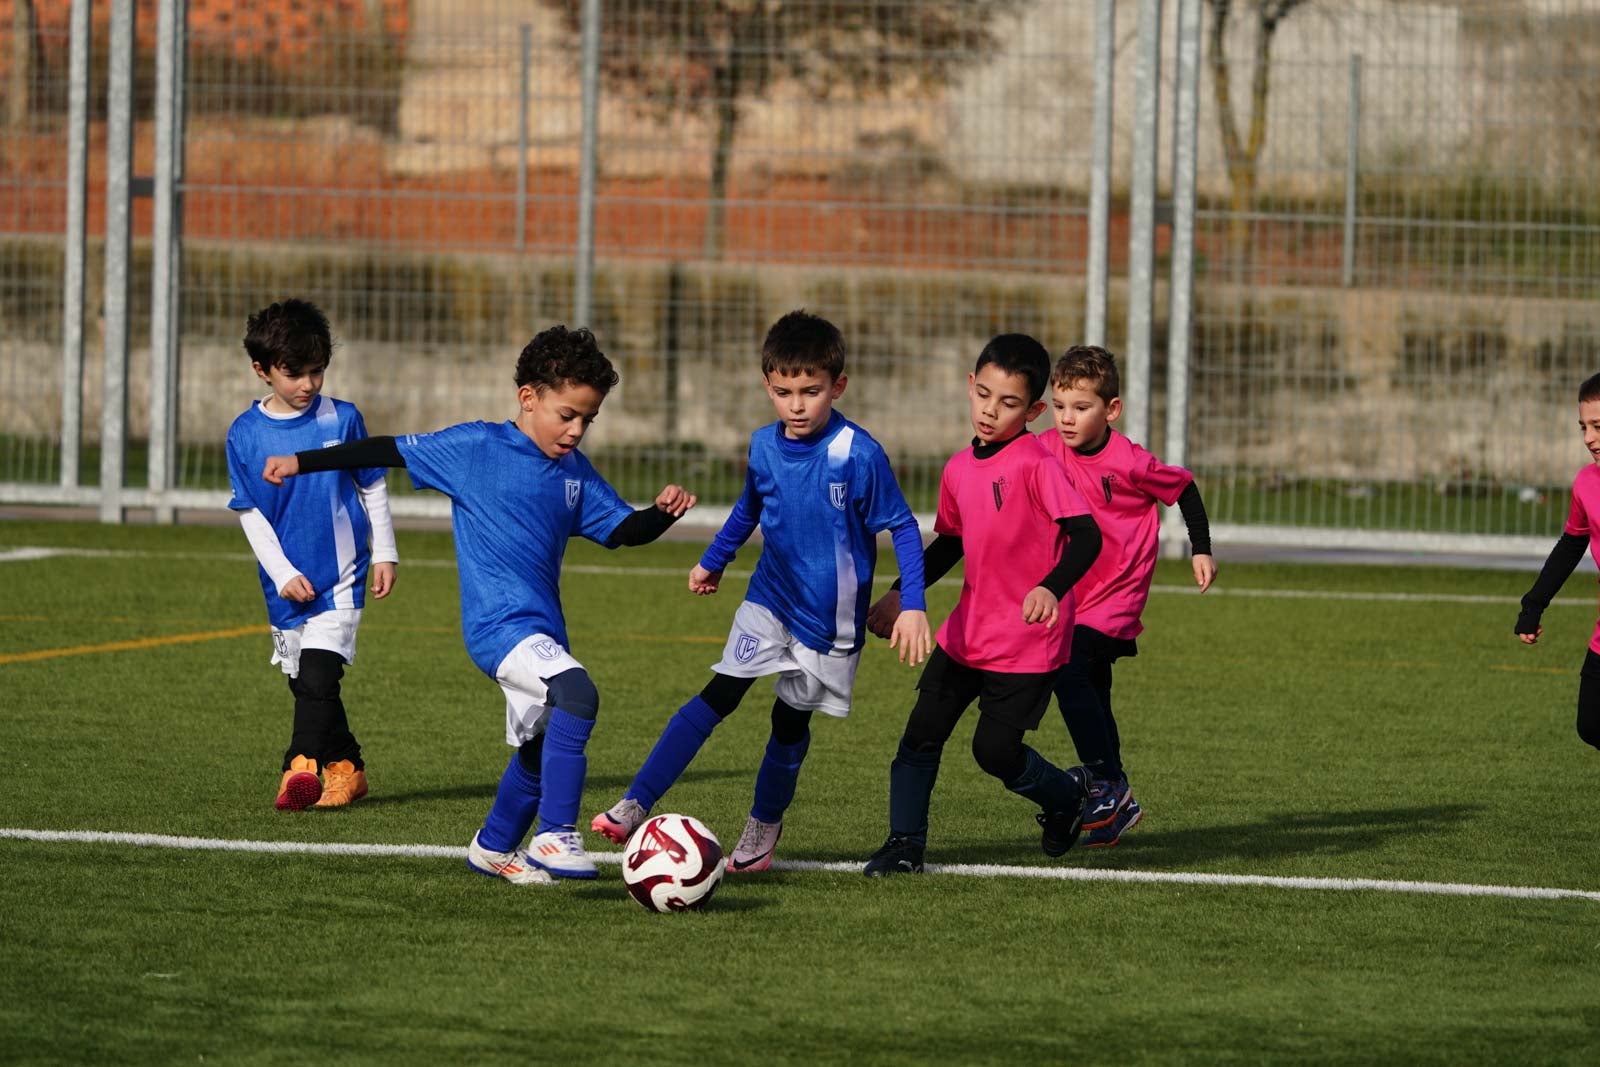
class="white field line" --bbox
[0,546,1587,608]
[2,827,1596,903]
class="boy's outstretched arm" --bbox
[884,517,930,665]
[1177,481,1216,592]
[868,532,964,639]
[605,484,697,547]
[263,436,406,485]
[690,469,762,595]
[1517,531,1587,645]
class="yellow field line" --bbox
[0,625,263,665]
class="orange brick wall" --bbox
[2,0,409,74]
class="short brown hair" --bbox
[1580,371,1600,403]
[1052,345,1120,403]
[761,310,846,380]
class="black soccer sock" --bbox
[283,649,361,770]
[887,740,940,845]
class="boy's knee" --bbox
[294,649,345,701]
[970,719,1025,781]
[547,668,599,720]
[1578,711,1600,751]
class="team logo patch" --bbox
[1101,474,1116,505]
[271,630,289,658]
[532,638,561,661]
[829,482,848,510]
[565,479,581,510]
[992,476,1009,511]
[733,633,760,664]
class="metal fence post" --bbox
[100,0,136,523]
[1163,0,1201,556]
[60,0,91,490]
[574,0,601,328]
[1343,53,1362,289]
[517,23,530,253]
[1085,0,1116,347]
[1124,0,1163,447]
[149,0,183,522]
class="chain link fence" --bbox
[2,0,1597,547]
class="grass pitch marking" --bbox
[3,827,1595,904]
[0,625,262,665]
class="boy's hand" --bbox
[1518,628,1542,645]
[867,589,902,639]
[279,575,315,602]
[889,608,931,666]
[689,564,722,596]
[370,561,397,599]
[262,455,300,486]
[1022,586,1059,627]
[655,484,697,517]
[1193,553,1217,593]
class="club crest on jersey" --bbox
[1101,474,1116,505]
[992,476,1009,511]
[564,479,581,510]
[829,482,848,510]
[532,638,561,661]
[733,633,760,664]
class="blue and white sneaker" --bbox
[1081,776,1133,833]
[528,829,599,879]
[1084,795,1143,848]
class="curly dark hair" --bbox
[515,325,619,396]
[760,310,846,380]
[974,333,1052,405]
[243,299,333,374]
[1052,345,1120,402]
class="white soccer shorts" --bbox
[709,601,860,718]
[270,608,362,678]
[494,634,587,746]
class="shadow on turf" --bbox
[566,884,776,911]
[924,803,1485,868]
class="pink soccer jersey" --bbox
[1562,463,1600,654]
[1037,427,1193,640]
[934,433,1093,673]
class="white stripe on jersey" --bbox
[828,425,858,653]
[315,397,360,609]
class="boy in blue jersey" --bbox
[225,299,398,812]
[590,310,932,872]
[262,325,694,885]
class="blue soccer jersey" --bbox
[701,410,925,656]
[396,420,634,676]
[226,395,386,630]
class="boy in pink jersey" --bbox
[861,335,1104,875]
[1514,370,1600,755]
[1041,345,1215,846]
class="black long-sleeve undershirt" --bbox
[1177,481,1212,555]
[893,514,1102,600]
[1517,531,1588,634]
[290,434,679,548]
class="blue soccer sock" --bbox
[627,696,723,811]
[478,749,542,853]
[1003,746,1085,813]
[750,728,811,824]
[535,708,594,835]
[887,740,941,845]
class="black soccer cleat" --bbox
[863,835,926,877]
[1037,766,1094,857]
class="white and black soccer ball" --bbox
[621,813,725,912]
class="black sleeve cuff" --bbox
[1039,514,1103,598]
[606,506,679,548]
[1516,531,1588,633]
[296,436,404,472]
[1177,481,1212,555]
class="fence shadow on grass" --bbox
[923,803,1486,869]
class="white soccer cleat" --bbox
[727,815,782,872]
[528,829,599,880]
[590,796,648,845]
[465,831,555,886]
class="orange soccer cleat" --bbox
[275,755,322,811]
[314,760,369,808]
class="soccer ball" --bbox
[620,813,726,912]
